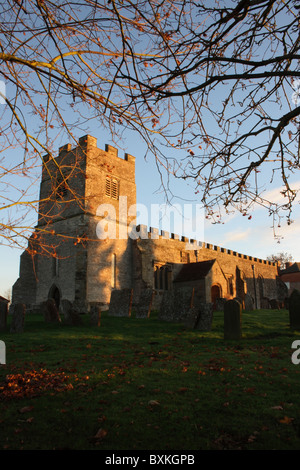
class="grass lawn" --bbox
[1,308,300,450]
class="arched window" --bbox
[154,264,171,290]
[52,256,59,277]
[154,266,159,290]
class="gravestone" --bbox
[42,298,61,323]
[224,299,242,340]
[196,303,213,331]
[184,306,199,329]
[269,299,280,310]
[244,294,254,311]
[184,303,213,330]
[215,298,226,312]
[0,300,8,331]
[135,289,154,319]
[90,303,101,327]
[159,287,194,322]
[289,289,300,330]
[108,289,133,317]
[260,297,270,309]
[60,299,82,326]
[10,303,26,333]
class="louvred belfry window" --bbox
[105,176,111,196]
[105,176,119,200]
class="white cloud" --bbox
[222,228,251,244]
[259,181,300,206]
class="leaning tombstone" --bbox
[43,298,61,323]
[10,303,26,333]
[224,299,242,340]
[60,299,82,326]
[184,306,199,329]
[0,300,8,331]
[289,289,300,330]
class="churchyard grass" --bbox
[1,308,300,450]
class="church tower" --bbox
[12,135,136,312]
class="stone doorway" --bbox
[211,284,221,309]
[48,284,60,309]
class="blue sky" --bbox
[0,3,299,298]
[0,123,299,299]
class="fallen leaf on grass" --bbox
[279,416,294,425]
[247,432,258,443]
[90,428,108,444]
[148,400,160,406]
[95,428,107,439]
[18,406,34,414]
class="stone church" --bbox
[12,134,281,314]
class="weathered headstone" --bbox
[42,298,61,323]
[260,297,270,309]
[159,287,194,322]
[269,299,280,310]
[10,303,26,333]
[244,294,254,311]
[289,289,300,330]
[90,303,101,327]
[196,303,213,331]
[215,298,226,312]
[108,288,133,317]
[224,299,242,340]
[135,289,154,319]
[60,299,82,326]
[184,306,199,329]
[0,300,8,331]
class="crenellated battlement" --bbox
[42,134,135,166]
[136,224,277,267]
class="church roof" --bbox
[174,259,216,282]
